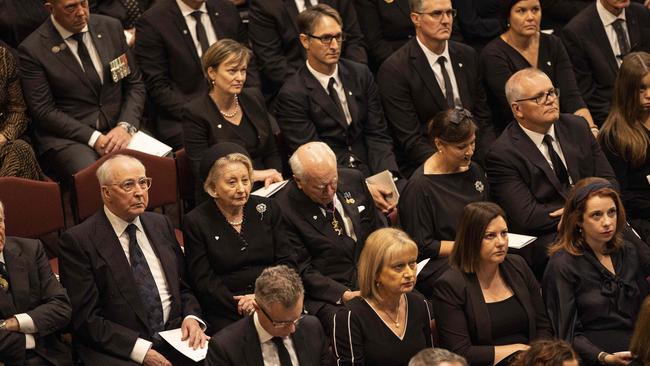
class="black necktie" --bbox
[120,0,142,29]
[126,224,165,338]
[436,56,455,108]
[271,337,293,366]
[543,134,569,187]
[190,11,210,55]
[612,19,631,59]
[71,32,102,94]
[327,77,346,121]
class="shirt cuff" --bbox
[14,313,37,333]
[25,334,35,350]
[130,338,152,364]
[184,315,207,331]
[88,130,102,148]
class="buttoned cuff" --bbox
[88,130,102,148]
[25,334,35,349]
[130,338,152,364]
[184,315,207,331]
[14,313,37,333]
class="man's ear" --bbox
[511,102,524,119]
[44,1,54,13]
[410,12,420,27]
[299,33,310,51]
[100,186,111,202]
[293,175,303,190]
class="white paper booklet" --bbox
[416,258,430,276]
[158,328,208,362]
[127,131,173,157]
[365,170,400,206]
[507,233,537,249]
[252,180,289,197]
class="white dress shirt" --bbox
[596,0,628,67]
[0,252,36,350]
[306,61,353,125]
[176,0,218,58]
[318,195,357,241]
[293,0,316,13]
[254,312,301,366]
[519,124,573,184]
[416,37,461,106]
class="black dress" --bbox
[333,292,434,366]
[543,241,650,365]
[182,196,296,333]
[600,128,650,242]
[480,33,586,131]
[399,163,489,296]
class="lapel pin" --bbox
[97,34,102,39]
[348,91,352,95]
[217,124,222,128]
[214,235,220,240]
[51,45,61,53]
[312,215,318,220]
[475,180,485,193]
[458,63,463,68]
[385,0,394,3]
[59,42,67,50]
[547,61,552,66]
[183,29,188,35]
[215,12,219,16]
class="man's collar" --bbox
[51,15,89,40]
[176,0,208,17]
[0,252,4,263]
[253,311,275,344]
[306,60,340,90]
[103,206,143,238]
[416,36,450,67]
[518,122,557,148]
[596,0,626,26]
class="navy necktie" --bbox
[327,77,346,122]
[190,11,210,54]
[543,134,569,187]
[271,337,293,366]
[126,224,164,337]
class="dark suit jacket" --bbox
[18,15,145,155]
[248,0,367,97]
[276,59,399,177]
[0,238,72,366]
[432,255,553,366]
[58,211,202,365]
[562,3,650,125]
[377,39,493,176]
[134,0,253,147]
[353,0,414,71]
[275,169,383,314]
[204,315,331,366]
[485,114,617,238]
[182,88,282,184]
[89,0,152,28]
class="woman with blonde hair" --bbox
[333,228,433,366]
[543,177,650,365]
[599,52,650,243]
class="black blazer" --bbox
[353,0,414,70]
[0,238,73,366]
[18,15,145,154]
[275,58,399,177]
[562,2,650,125]
[89,0,152,28]
[275,169,384,314]
[432,255,553,366]
[58,211,202,365]
[182,196,296,333]
[182,88,282,184]
[134,0,252,147]
[377,39,493,176]
[205,315,331,366]
[248,0,367,97]
[485,114,617,238]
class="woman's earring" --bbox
[210,79,215,85]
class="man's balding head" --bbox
[506,68,560,133]
[289,142,338,206]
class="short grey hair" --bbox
[203,153,253,195]
[96,155,146,185]
[408,0,427,12]
[505,67,551,104]
[289,142,337,180]
[409,349,468,366]
[255,265,304,309]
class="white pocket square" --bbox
[357,205,365,213]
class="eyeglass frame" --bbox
[257,303,305,328]
[413,8,457,20]
[105,177,153,193]
[514,87,560,106]
[305,32,346,45]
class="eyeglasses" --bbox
[106,177,152,193]
[414,9,457,20]
[515,88,560,105]
[257,304,304,328]
[307,33,346,45]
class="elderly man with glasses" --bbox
[485,68,617,278]
[205,265,330,366]
[58,154,209,366]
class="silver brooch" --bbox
[256,203,267,220]
[475,181,484,193]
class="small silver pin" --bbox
[547,61,552,66]
[312,215,318,220]
[183,30,188,35]
[214,235,220,240]
[458,63,463,68]
[97,34,102,39]
[215,12,219,16]
[51,46,61,53]
[348,91,352,95]
[217,124,222,128]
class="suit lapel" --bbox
[627,10,641,52]
[449,43,470,108]
[288,181,333,238]
[588,6,618,75]
[4,244,29,313]
[88,17,111,92]
[302,68,349,129]
[409,41,446,110]
[291,328,310,366]
[172,4,203,69]
[41,20,92,90]
[466,274,493,344]
[501,262,537,340]
[396,0,411,18]
[554,121,580,189]
[338,63,360,125]
[94,213,150,328]
[207,2,226,40]
[239,92,268,145]
[243,317,265,366]
[283,0,300,34]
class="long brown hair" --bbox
[599,52,650,168]
[511,339,578,366]
[548,178,625,257]
[630,296,650,364]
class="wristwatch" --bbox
[117,122,137,135]
[598,352,609,365]
[0,319,6,330]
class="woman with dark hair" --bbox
[399,108,488,297]
[543,177,650,365]
[480,0,594,132]
[0,44,43,180]
[433,201,552,366]
[598,52,650,243]
[182,39,283,202]
[630,296,650,366]
[512,339,579,366]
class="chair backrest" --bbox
[174,148,195,207]
[72,149,178,223]
[0,177,65,238]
